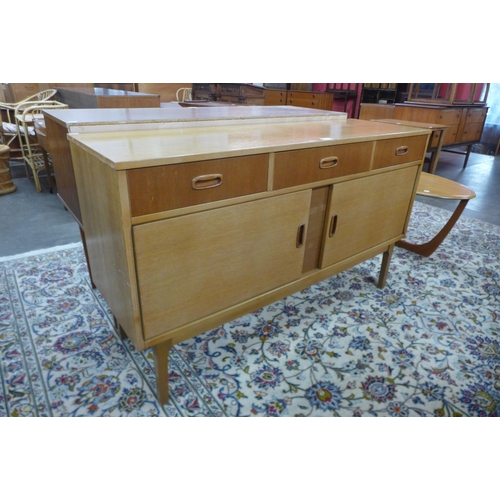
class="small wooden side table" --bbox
[0,144,16,195]
[373,119,449,175]
[396,172,475,257]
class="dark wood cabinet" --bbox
[192,83,265,105]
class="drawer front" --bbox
[443,124,459,145]
[128,154,268,217]
[372,135,428,169]
[429,130,441,149]
[460,121,484,142]
[287,97,318,108]
[265,95,287,105]
[264,90,287,105]
[273,142,373,190]
[465,107,487,123]
[288,92,316,99]
[437,108,463,125]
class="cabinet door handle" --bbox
[191,174,223,190]
[319,156,338,169]
[329,215,338,237]
[296,224,305,248]
[395,146,408,156]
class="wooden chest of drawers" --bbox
[264,89,334,110]
[67,114,430,404]
[393,103,488,146]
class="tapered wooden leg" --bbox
[80,227,96,289]
[428,129,446,175]
[153,340,173,406]
[396,199,469,257]
[463,144,472,169]
[118,325,128,341]
[378,244,394,289]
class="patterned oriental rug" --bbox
[1,201,499,417]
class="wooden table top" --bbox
[67,118,431,170]
[178,100,240,107]
[417,172,475,200]
[55,87,158,98]
[43,105,348,129]
[374,118,449,130]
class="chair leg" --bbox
[23,158,31,179]
[33,167,42,193]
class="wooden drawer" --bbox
[442,124,459,145]
[287,97,319,108]
[465,107,487,123]
[372,135,428,169]
[460,121,484,142]
[128,154,268,217]
[264,90,287,105]
[273,142,373,190]
[437,108,463,125]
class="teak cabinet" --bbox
[66,110,430,404]
[264,89,334,110]
[393,104,488,148]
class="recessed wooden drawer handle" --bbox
[296,224,305,248]
[191,174,223,190]
[395,146,408,156]
[329,215,338,237]
[319,156,339,169]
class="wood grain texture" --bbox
[393,104,487,147]
[273,142,374,190]
[358,104,396,121]
[55,87,160,109]
[372,135,428,169]
[320,165,420,268]
[127,154,269,216]
[44,115,82,224]
[70,145,144,349]
[302,187,329,272]
[133,191,311,339]
[417,172,475,200]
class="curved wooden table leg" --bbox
[396,199,469,257]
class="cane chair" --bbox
[0,89,57,155]
[14,100,68,192]
[175,87,192,102]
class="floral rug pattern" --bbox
[1,201,499,417]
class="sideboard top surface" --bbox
[55,87,159,98]
[44,105,347,128]
[67,117,431,170]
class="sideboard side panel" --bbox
[70,145,144,349]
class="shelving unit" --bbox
[360,84,398,104]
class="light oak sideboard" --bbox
[67,113,430,404]
[43,106,346,284]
